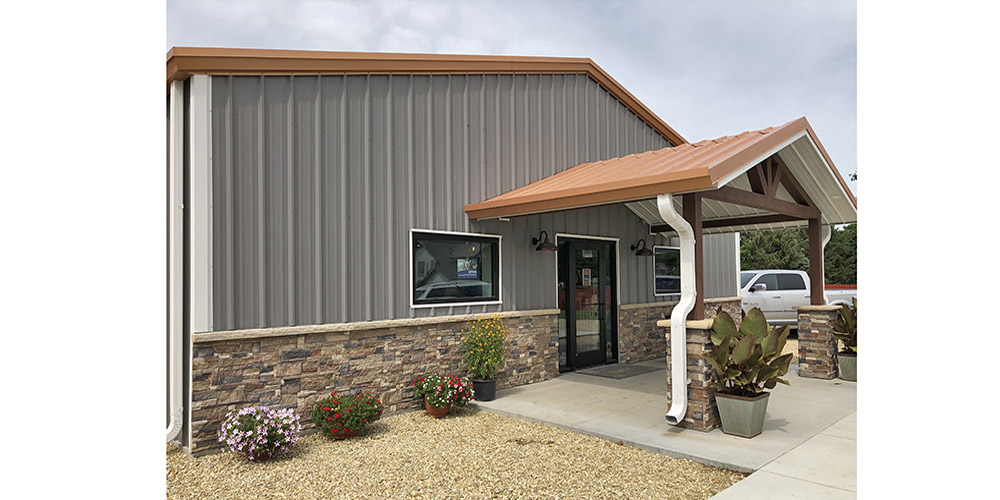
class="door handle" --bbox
[771,294,781,298]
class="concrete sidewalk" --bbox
[473,360,856,498]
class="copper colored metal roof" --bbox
[166,47,686,146]
[464,117,857,220]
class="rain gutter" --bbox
[657,193,696,426]
[166,80,184,443]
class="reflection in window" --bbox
[752,273,778,291]
[777,273,806,290]
[654,247,681,294]
[412,231,500,305]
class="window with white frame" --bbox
[411,231,500,306]
[653,246,681,295]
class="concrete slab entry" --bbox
[764,433,857,491]
[709,470,856,500]
[821,410,857,440]
[473,360,856,477]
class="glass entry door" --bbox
[558,238,617,371]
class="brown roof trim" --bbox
[166,46,687,145]
[464,117,857,220]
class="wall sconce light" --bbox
[631,238,654,256]
[531,230,558,252]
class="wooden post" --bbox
[808,218,825,305]
[683,193,705,320]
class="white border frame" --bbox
[189,75,213,333]
[714,130,808,189]
[408,228,503,309]
[554,233,622,363]
[651,244,683,297]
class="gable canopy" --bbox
[464,117,856,233]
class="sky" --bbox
[167,0,857,194]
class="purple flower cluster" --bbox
[218,406,301,462]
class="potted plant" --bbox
[701,307,793,438]
[832,298,857,382]
[312,391,384,440]
[218,405,301,462]
[462,316,508,401]
[412,373,473,418]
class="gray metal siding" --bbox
[657,232,739,300]
[703,233,739,299]
[211,73,675,329]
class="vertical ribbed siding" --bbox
[211,73,676,329]
[703,233,740,299]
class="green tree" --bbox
[824,224,856,285]
[740,224,856,285]
[740,228,808,271]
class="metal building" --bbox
[166,48,751,453]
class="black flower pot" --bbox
[472,379,497,401]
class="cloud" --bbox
[167,0,857,193]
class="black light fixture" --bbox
[631,238,654,256]
[531,230,558,252]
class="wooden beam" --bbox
[772,155,816,207]
[682,193,705,321]
[652,214,803,233]
[703,214,802,229]
[766,164,784,199]
[808,218,825,305]
[701,186,820,219]
[766,158,778,187]
[747,162,767,194]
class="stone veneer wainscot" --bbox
[618,297,742,364]
[188,309,559,455]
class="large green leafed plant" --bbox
[702,307,793,398]
[833,298,857,354]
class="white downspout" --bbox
[166,80,185,443]
[819,224,831,305]
[658,194,696,426]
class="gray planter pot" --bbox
[838,352,857,382]
[715,392,770,438]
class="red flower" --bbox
[331,428,337,434]
[326,417,331,421]
[334,413,342,418]
[346,408,351,412]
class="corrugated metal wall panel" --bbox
[211,73,701,329]
[703,233,739,299]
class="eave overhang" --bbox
[166,46,687,146]
[465,117,857,231]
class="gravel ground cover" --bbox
[168,408,744,500]
[782,337,799,363]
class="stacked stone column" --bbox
[658,319,719,431]
[795,305,840,379]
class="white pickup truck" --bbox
[739,269,857,326]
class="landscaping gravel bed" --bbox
[167,408,744,499]
[783,337,799,363]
